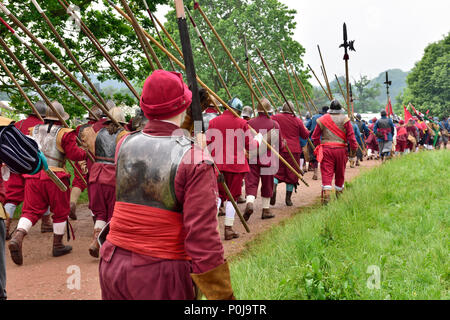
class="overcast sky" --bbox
[156,1,449,85]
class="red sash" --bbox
[314,114,348,163]
[107,201,191,261]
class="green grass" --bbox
[230,150,450,300]
[11,163,89,219]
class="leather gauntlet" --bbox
[191,261,235,300]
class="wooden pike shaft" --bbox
[308,64,331,101]
[0,7,121,127]
[0,57,43,122]
[334,75,349,111]
[292,68,318,112]
[185,5,232,100]
[119,0,162,70]
[152,7,184,58]
[250,65,276,107]
[252,65,282,105]
[32,0,107,107]
[143,0,176,71]
[289,64,312,115]
[280,48,302,115]
[344,60,353,120]
[317,45,333,99]
[109,2,304,185]
[0,40,88,186]
[195,5,269,117]
[58,0,140,100]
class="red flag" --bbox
[403,105,412,122]
[385,97,393,116]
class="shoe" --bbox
[224,226,239,241]
[321,190,331,205]
[88,228,102,258]
[52,234,72,257]
[243,202,253,222]
[69,202,77,220]
[8,228,27,265]
[261,208,275,219]
[270,185,277,206]
[285,191,293,206]
[312,168,318,180]
[237,195,246,204]
[41,214,53,233]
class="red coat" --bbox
[14,115,43,135]
[207,109,257,173]
[271,113,309,153]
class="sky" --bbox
[155,0,450,86]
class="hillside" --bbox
[370,69,409,105]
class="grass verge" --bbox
[230,150,449,300]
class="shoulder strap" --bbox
[319,114,347,141]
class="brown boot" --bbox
[52,234,72,257]
[237,195,246,204]
[321,190,331,205]
[270,185,277,206]
[41,214,53,233]
[285,191,293,206]
[261,208,275,220]
[224,226,239,240]
[243,202,253,222]
[312,168,318,180]
[88,228,102,258]
[8,228,27,265]
[336,190,343,199]
[5,217,11,240]
[69,202,77,220]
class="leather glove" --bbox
[191,261,235,300]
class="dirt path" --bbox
[4,159,380,300]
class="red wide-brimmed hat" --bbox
[140,70,192,120]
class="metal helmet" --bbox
[356,113,362,120]
[241,106,253,119]
[44,101,69,121]
[87,105,103,121]
[33,100,47,117]
[257,98,273,113]
[282,101,295,113]
[329,99,342,110]
[107,107,126,124]
[105,100,116,111]
[228,97,243,112]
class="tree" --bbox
[402,32,450,118]
[0,0,168,121]
[351,75,381,113]
[162,0,311,113]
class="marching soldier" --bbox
[88,107,128,258]
[243,98,279,221]
[271,101,309,206]
[311,100,358,204]
[3,101,48,238]
[99,70,234,300]
[8,101,87,265]
[374,110,395,161]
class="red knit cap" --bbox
[399,120,404,125]
[140,70,192,120]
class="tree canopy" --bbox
[402,32,450,119]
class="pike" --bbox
[280,47,302,115]
[290,65,312,115]
[308,64,331,101]
[243,34,256,112]
[174,0,250,233]
[334,74,350,112]
[0,2,122,128]
[142,0,176,71]
[339,22,356,120]
[317,45,333,99]
[0,16,99,121]
[252,65,283,105]
[108,0,304,185]
[291,67,318,113]
[30,0,108,108]
[119,0,163,71]
[250,64,276,107]
[0,38,87,190]
[185,5,232,100]
[58,0,140,100]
